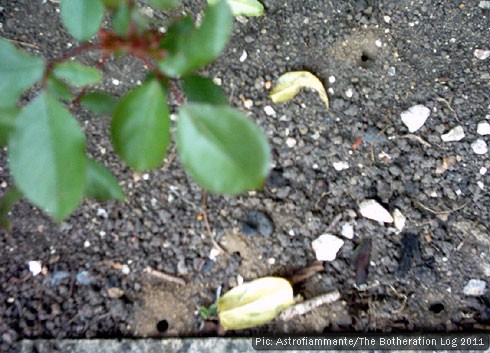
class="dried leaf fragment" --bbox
[208,0,264,16]
[270,71,329,109]
[217,276,295,330]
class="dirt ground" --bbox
[1,0,489,350]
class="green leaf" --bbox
[0,107,19,146]
[0,186,23,230]
[0,39,45,108]
[102,0,126,8]
[177,103,270,194]
[47,75,74,101]
[217,277,294,330]
[60,0,105,41]
[145,0,180,10]
[160,16,194,53]
[182,75,228,105]
[80,92,117,115]
[85,159,125,201]
[111,79,170,171]
[159,0,233,77]
[53,61,102,87]
[208,0,264,16]
[8,93,86,221]
[112,3,131,36]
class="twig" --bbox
[436,97,460,123]
[314,192,331,209]
[398,134,432,148]
[1,37,39,49]
[325,214,342,233]
[201,190,227,254]
[288,261,324,285]
[412,199,469,215]
[388,285,408,314]
[144,266,186,286]
[279,290,341,321]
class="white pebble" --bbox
[375,39,382,47]
[359,199,394,223]
[480,0,490,9]
[142,173,150,180]
[477,121,490,135]
[112,78,120,86]
[328,76,336,84]
[332,161,349,171]
[400,105,431,132]
[83,240,91,248]
[383,15,391,23]
[212,77,222,86]
[264,105,276,116]
[480,167,488,175]
[267,258,276,265]
[96,208,108,218]
[209,248,220,261]
[243,99,253,109]
[28,261,42,276]
[393,208,406,232]
[121,264,130,275]
[463,279,487,296]
[286,137,297,148]
[441,126,465,142]
[239,50,248,62]
[477,181,484,190]
[312,234,345,262]
[474,49,490,60]
[471,139,488,155]
[345,88,354,98]
[340,223,354,239]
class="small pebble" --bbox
[393,209,406,232]
[97,208,108,218]
[477,181,484,190]
[383,15,391,23]
[312,233,345,261]
[340,223,354,239]
[359,199,394,223]
[463,279,487,296]
[264,105,276,116]
[477,121,490,135]
[28,261,42,276]
[480,167,488,175]
[328,76,336,84]
[107,287,124,299]
[243,99,253,109]
[121,264,130,275]
[83,240,90,248]
[76,271,92,285]
[471,139,488,154]
[332,161,349,171]
[400,105,431,132]
[441,126,465,142]
[213,77,222,86]
[241,210,274,237]
[474,49,490,60]
[142,173,149,180]
[209,248,220,261]
[111,78,120,86]
[345,88,354,98]
[239,50,248,62]
[387,67,396,76]
[267,258,276,265]
[286,137,297,148]
[480,0,490,9]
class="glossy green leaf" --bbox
[182,75,228,105]
[159,0,233,77]
[53,61,102,87]
[0,39,45,108]
[145,0,179,10]
[177,103,270,194]
[111,79,170,171]
[159,16,194,53]
[0,107,19,146]
[60,0,105,41]
[80,92,117,115]
[47,75,74,101]
[102,0,126,8]
[85,159,125,201]
[112,3,131,36]
[217,277,294,330]
[8,93,86,221]
[0,186,23,230]
[208,0,264,16]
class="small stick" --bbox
[1,37,39,49]
[144,266,186,286]
[279,290,341,321]
[436,97,460,123]
[201,190,227,254]
[325,214,342,233]
[288,261,324,285]
[398,134,432,148]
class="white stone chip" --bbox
[121,264,130,275]
[111,78,120,86]
[332,161,349,171]
[239,50,248,62]
[264,105,276,116]
[83,240,91,248]
[359,199,394,223]
[477,121,490,135]
[480,167,488,175]
[474,49,490,60]
[441,126,465,142]
[286,137,297,148]
[340,223,354,239]
[477,181,484,190]
[393,209,406,232]
[312,233,345,261]
[345,88,354,98]
[471,139,488,154]
[400,105,431,132]
[97,208,108,218]
[463,279,487,296]
[328,76,336,84]
[28,261,42,276]
[480,1,490,9]
[209,248,220,261]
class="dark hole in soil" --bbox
[359,49,377,68]
[156,319,169,333]
[361,53,370,62]
[429,302,445,314]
